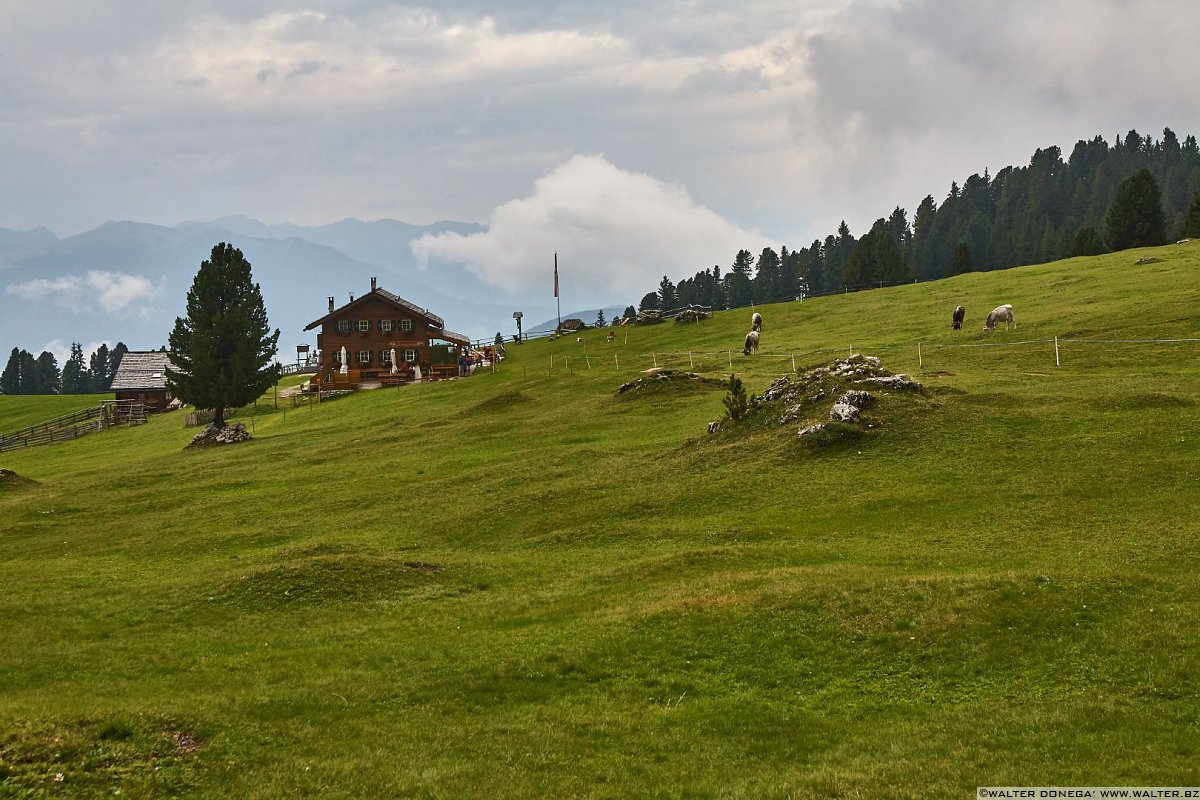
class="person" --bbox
[459,351,468,377]
[494,332,506,356]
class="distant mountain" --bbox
[0,226,59,266]
[0,217,557,358]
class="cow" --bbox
[951,305,965,330]
[742,330,760,355]
[751,312,763,332]
[983,304,1015,331]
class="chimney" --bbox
[327,296,334,312]
[349,292,355,302]
[371,276,377,291]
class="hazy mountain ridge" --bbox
[0,218,554,356]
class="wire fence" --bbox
[512,335,1200,380]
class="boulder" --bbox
[188,422,251,448]
[829,402,859,422]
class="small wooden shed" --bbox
[109,351,174,412]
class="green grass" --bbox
[0,393,113,434]
[2,243,1200,797]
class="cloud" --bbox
[411,154,769,302]
[6,270,163,314]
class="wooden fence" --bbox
[0,400,148,453]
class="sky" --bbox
[3,0,1200,308]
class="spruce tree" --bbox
[1067,226,1107,257]
[89,343,110,392]
[107,342,128,390]
[1182,190,1200,238]
[33,351,61,395]
[61,342,90,394]
[1,347,22,395]
[166,243,280,428]
[1105,168,1166,251]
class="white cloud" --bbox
[411,154,769,302]
[6,271,163,314]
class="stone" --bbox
[829,402,859,422]
[839,389,875,409]
[798,423,825,437]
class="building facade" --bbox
[304,279,470,381]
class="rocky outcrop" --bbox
[188,423,251,448]
[635,310,664,325]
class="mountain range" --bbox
[0,216,603,362]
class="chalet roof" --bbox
[304,287,445,331]
[109,351,171,391]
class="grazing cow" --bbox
[743,330,760,355]
[951,305,965,330]
[751,312,763,332]
[983,304,1015,331]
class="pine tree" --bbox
[948,242,974,275]
[638,292,659,312]
[166,243,281,428]
[1067,225,1107,257]
[1105,168,1166,250]
[107,342,128,390]
[88,343,110,392]
[33,351,61,394]
[623,305,636,321]
[1,347,22,395]
[1181,191,1200,238]
[722,374,749,421]
[596,308,606,327]
[61,342,90,394]
[657,276,677,311]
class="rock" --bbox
[779,403,805,425]
[798,423,825,437]
[188,422,251,448]
[829,402,859,422]
[557,318,586,332]
[861,374,922,392]
[635,310,664,325]
[674,308,710,324]
[839,389,875,409]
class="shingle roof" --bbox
[109,351,171,391]
[304,287,445,331]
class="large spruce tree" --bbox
[166,243,280,428]
[1105,168,1166,251]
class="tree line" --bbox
[0,342,129,395]
[634,128,1200,315]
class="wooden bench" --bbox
[378,373,410,387]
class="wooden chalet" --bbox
[304,278,471,384]
[108,351,174,411]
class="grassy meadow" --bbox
[1,242,1199,797]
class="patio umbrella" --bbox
[339,346,348,375]
[390,347,398,374]
[413,364,422,382]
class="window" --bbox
[357,319,371,333]
[331,350,341,364]
[356,350,371,364]
[404,349,417,362]
[379,349,392,364]
[380,319,394,333]
[335,319,351,333]
[399,319,414,332]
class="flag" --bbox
[553,252,559,298]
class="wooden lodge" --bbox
[108,351,174,412]
[304,278,471,385]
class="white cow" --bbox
[743,330,760,355]
[983,304,1015,331]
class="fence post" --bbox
[918,342,923,369]
[728,350,733,370]
[586,356,591,369]
[689,352,694,370]
[1055,336,1060,367]
[614,355,619,371]
[791,354,796,373]
[653,353,657,368]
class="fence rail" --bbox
[0,400,148,453]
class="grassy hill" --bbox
[1,242,1198,797]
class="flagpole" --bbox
[554,252,562,330]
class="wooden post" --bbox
[689,352,694,369]
[918,342,923,369]
[1055,336,1060,367]
[791,354,797,373]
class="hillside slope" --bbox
[1,243,1198,797]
